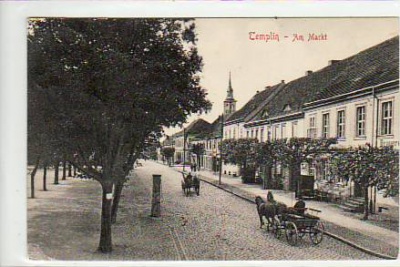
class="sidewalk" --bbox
[175,165,399,259]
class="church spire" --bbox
[226,71,234,100]
[224,71,237,116]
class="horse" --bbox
[255,195,288,231]
[181,172,200,196]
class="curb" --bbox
[195,172,398,260]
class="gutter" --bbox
[303,79,399,110]
[244,111,304,127]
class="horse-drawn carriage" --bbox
[256,193,325,246]
[272,208,324,246]
[181,172,200,196]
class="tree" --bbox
[220,138,258,183]
[330,144,399,220]
[191,143,205,169]
[161,147,175,166]
[28,18,211,252]
[254,140,280,189]
[275,138,337,194]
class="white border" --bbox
[1,1,399,267]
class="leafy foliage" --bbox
[161,147,175,159]
[330,144,399,197]
[220,138,258,167]
[28,18,211,252]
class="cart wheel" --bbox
[309,221,324,245]
[286,222,298,246]
[272,216,282,239]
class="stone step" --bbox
[342,202,363,209]
[346,199,364,205]
[339,205,364,213]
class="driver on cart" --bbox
[288,196,306,215]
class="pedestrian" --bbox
[193,162,197,172]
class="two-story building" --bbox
[241,36,399,196]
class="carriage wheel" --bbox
[195,185,200,196]
[309,221,324,245]
[272,216,282,239]
[285,222,298,246]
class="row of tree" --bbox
[220,137,399,220]
[220,137,336,189]
[28,18,211,253]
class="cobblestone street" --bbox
[28,161,381,261]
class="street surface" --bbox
[28,160,380,260]
[116,161,379,260]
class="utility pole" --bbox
[219,114,224,185]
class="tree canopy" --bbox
[28,18,211,252]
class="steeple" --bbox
[223,71,237,116]
[226,71,234,100]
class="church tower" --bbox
[223,72,237,116]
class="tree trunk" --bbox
[30,156,40,198]
[363,185,369,220]
[289,161,301,193]
[354,182,363,198]
[54,161,59,185]
[264,164,273,189]
[98,181,113,253]
[62,160,67,180]
[73,165,77,176]
[111,182,124,224]
[68,162,72,177]
[43,164,47,191]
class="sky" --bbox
[163,17,398,136]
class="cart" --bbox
[181,173,200,196]
[272,208,325,246]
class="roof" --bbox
[225,83,284,124]
[256,36,399,120]
[175,118,213,139]
[308,36,399,103]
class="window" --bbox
[273,125,279,140]
[247,130,249,138]
[281,123,286,139]
[291,121,298,138]
[307,116,317,138]
[255,129,259,140]
[337,110,346,138]
[267,126,271,141]
[251,130,254,138]
[322,113,330,138]
[260,128,264,142]
[233,128,236,139]
[356,106,366,137]
[381,101,393,135]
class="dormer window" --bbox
[283,104,292,112]
[262,109,269,118]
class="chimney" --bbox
[281,80,285,84]
[329,60,340,66]
[305,70,313,76]
[265,86,271,90]
[256,90,260,94]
